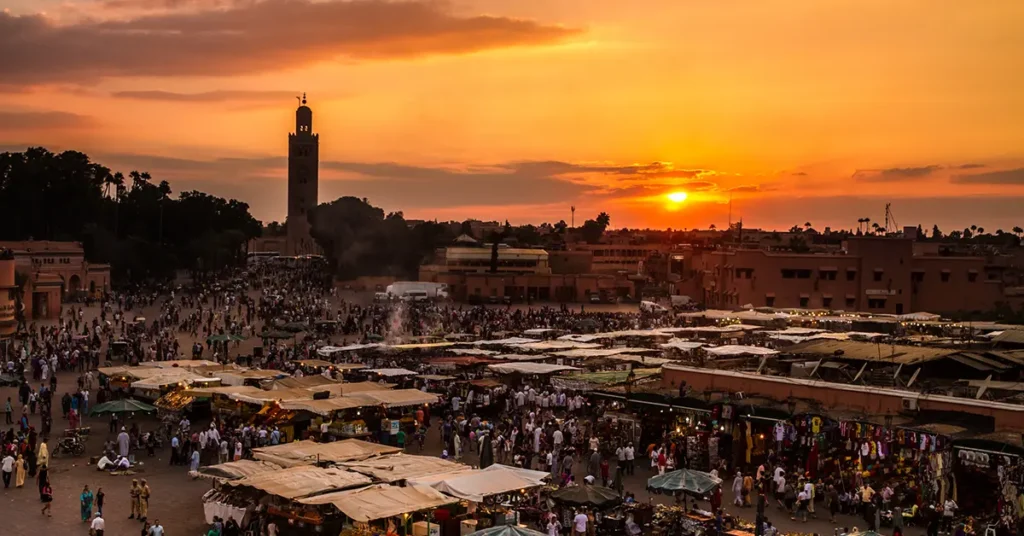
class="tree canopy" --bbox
[0,147,262,282]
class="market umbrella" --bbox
[466,526,547,536]
[550,484,621,509]
[260,330,293,340]
[89,398,158,416]
[647,469,721,495]
[366,333,384,342]
[208,333,246,343]
[281,321,308,333]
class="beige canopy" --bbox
[299,484,457,522]
[226,465,371,499]
[356,389,439,408]
[194,459,282,481]
[252,439,401,468]
[340,454,467,483]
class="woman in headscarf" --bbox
[36,464,49,500]
[80,484,95,521]
[190,449,201,472]
[14,454,26,487]
[37,441,49,469]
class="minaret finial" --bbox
[302,92,307,105]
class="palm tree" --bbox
[871,222,881,234]
[709,224,717,230]
[804,222,812,230]
[1013,226,1023,238]
[596,212,611,229]
[977,227,985,235]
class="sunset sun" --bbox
[666,191,688,203]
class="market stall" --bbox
[252,439,401,468]
[298,483,458,532]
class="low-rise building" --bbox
[0,241,111,320]
[695,237,1013,314]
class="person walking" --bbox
[40,481,53,517]
[15,454,26,487]
[1,452,14,488]
[90,512,105,536]
[80,484,95,521]
[5,397,12,425]
[96,487,105,516]
[733,471,744,507]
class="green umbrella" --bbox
[647,469,722,495]
[550,484,621,508]
[466,526,547,536]
[89,398,158,416]
[207,334,231,344]
[261,330,293,340]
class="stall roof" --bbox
[704,345,779,357]
[550,348,654,359]
[280,397,372,416]
[130,370,206,389]
[491,354,549,362]
[419,374,456,381]
[356,389,439,408]
[294,359,334,368]
[388,342,455,350]
[406,465,546,502]
[195,459,282,481]
[471,337,538,346]
[270,376,339,390]
[252,439,401,467]
[299,484,458,522]
[660,339,705,351]
[187,385,267,397]
[993,330,1024,346]
[341,454,468,483]
[513,340,602,351]
[337,381,396,394]
[364,368,418,377]
[784,339,957,364]
[448,348,499,356]
[488,363,579,375]
[216,370,283,385]
[226,465,371,499]
[428,356,496,366]
[138,359,219,369]
[672,324,765,333]
[606,354,672,366]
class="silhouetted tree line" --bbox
[0,147,262,283]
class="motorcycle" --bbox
[53,428,88,457]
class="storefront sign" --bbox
[865,289,897,296]
[390,419,400,435]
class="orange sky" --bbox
[2,0,1023,232]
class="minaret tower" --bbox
[287,93,319,255]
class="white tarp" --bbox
[704,345,779,357]
[471,337,538,346]
[897,312,942,321]
[364,368,417,377]
[449,348,499,356]
[550,348,653,359]
[523,328,558,336]
[660,339,705,351]
[762,327,827,336]
[489,363,579,375]
[299,484,458,522]
[493,354,550,361]
[671,324,764,333]
[513,341,602,351]
[406,465,545,502]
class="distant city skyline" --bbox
[2,0,1022,230]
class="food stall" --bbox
[298,483,459,536]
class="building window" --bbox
[819,270,837,280]
[911,272,924,283]
[940,272,950,282]
[796,269,812,279]
[873,270,883,282]
[846,270,857,281]
[868,298,886,309]
[822,297,833,308]
[846,297,856,308]
[781,269,795,279]
[765,296,775,307]
[799,297,809,307]
[968,272,978,282]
